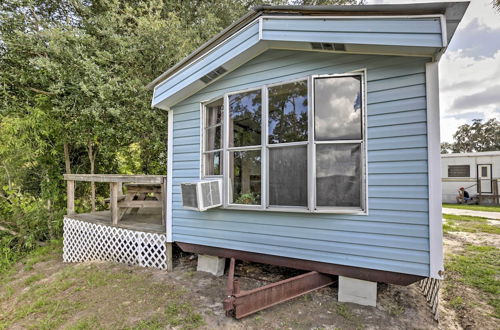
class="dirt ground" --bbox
[1,217,498,329]
[0,247,438,330]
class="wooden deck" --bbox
[67,208,165,234]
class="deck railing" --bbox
[63,174,167,225]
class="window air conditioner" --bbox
[181,180,222,211]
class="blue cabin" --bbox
[149,2,468,291]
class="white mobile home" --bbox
[442,151,500,203]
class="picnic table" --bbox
[63,174,166,225]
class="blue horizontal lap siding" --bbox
[170,50,431,276]
[262,18,443,47]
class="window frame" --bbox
[311,72,367,213]
[200,96,224,179]
[200,70,368,214]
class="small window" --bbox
[202,99,223,176]
[448,165,470,177]
[481,166,488,177]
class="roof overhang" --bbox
[150,2,469,110]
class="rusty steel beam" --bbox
[177,242,424,285]
[225,270,335,319]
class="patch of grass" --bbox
[335,303,363,329]
[129,302,204,330]
[24,273,44,286]
[388,303,405,316]
[442,214,500,234]
[68,317,99,330]
[449,296,465,310]
[446,244,500,318]
[22,239,62,270]
[443,214,488,222]
[443,203,500,212]
[336,303,354,321]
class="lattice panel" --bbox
[419,277,440,321]
[63,217,168,269]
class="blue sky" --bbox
[367,0,500,142]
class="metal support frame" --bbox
[223,257,335,319]
[177,242,424,285]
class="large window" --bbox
[202,72,366,213]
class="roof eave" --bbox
[148,2,469,90]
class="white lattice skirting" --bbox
[63,217,168,269]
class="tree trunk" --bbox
[63,143,71,174]
[88,142,96,213]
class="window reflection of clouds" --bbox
[315,76,361,141]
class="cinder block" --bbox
[338,276,377,307]
[196,254,226,276]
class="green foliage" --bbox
[0,0,358,264]
[235,193,259,205]
[441,118,500,153]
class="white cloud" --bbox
[367,0,500,142]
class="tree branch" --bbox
[27,87,55,95]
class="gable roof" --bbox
[150,2,469,110]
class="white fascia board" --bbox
[426,61,443,279]
[152,41,269,109]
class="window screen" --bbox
[269,145,308,206]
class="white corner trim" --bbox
[166,110,174,242]
[258,17,263,40]
[426,62,443,279]
[439,14,448,48]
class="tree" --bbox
[440,142,453,154]
[441,119,500,154]
[0,0,360,252]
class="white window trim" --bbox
[200,71,368,214]
[200,96,225,179]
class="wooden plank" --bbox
[63,174,165,184]
[124,184,162,193]
[118,200,162,208]
[166,243,173,271]
[67,180,75,215]
[161,180,166,226]
[110,182,119,225]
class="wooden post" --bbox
[110,182,119,225]
[161,178,166,226]
[67,180,75,215]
